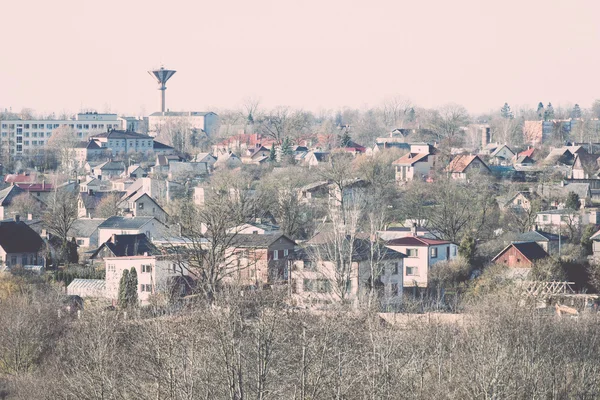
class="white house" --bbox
[91,233,190,305]
[385,232,457,289]
[148,111,219,137]
[97,216,169,244]
[536,209,580,232]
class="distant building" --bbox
[148,111,219,137]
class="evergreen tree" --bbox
[544,102,555,121]
[458,235,476,265]
[581,225,595,256]
[247,112,254,125]
[126,267,139,307]
[571,104,582,119]
[118,269,129,307]
[406,107,416,122]
[500,103,513,119]
[66,237,79,265]
[566,192,580,210]
[268,143,277,162]
[280,137,293,156]
[537,102,545,120]
[340,129,352,147]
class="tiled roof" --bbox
[519,148,535,158]
[70,218,105,238]
[16,183,54,192]
[515,230,565,243]
[386,236,452,247]
[91,130,152,140]
[392,152,429,166]
[446,154,487,173]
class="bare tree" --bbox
[425,103,470,146]
[43,190,78,264]
[46,126,79,173]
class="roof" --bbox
[375,142,411,151]
[67,279,105,292]
[514,155,534,164]
[95,161,126,171]
[519,148,535,158]
[492,242,549,263]
[0,220,44,253]
[91,233,159,258]
[79,191,126,211]
[515,230,565,243]
[4,174,35,184]
[573,152,600,175]
[446,154,489,173]
[91,130,152,140]
[311,152,330,162]
[386,236,453,247]
[537,182,590,199]
[227,234,296,248]
[392,152,429,166]
[490,144,514,158]
[70,218,105,238]
[16,183,55,192]
[98,216,158,230]
[153,141,174,150]
[149,111,214,117]
[0,185,26,206]
[537,208,577,215]
[299,239,406,262]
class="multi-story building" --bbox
[148,111,219,137]
[0,112,121,158]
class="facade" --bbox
[0,112,121,157]
[446,154,490,180]
[148,111,219,137]
[386,235,458,288]
[536,209,580,231]
[492,242,549,268]
[392,152,434,182]
[88,130,155,156]
[118,192,168,223]
[0,216,45,270]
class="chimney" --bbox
[111,233,117,243]
[14,215,20,223]
[411,222,418,237]
[27,213,32,221]
[42,180,45,190]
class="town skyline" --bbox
[1,0,599,116]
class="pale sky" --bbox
[1,0,599,116]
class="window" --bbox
[76,239,84,245]
[24,124,29,129]
[24,132,29,137]
[107,264,115,272]
[430,247,438,258]
[32,124,38,129]
[141,284,152,292]
[273,250,279,260]
[284,249,289,257]
[304,261,317,271]
[168,263,177,274]
[303,279,330,293]
[39,140,44,145]
[406,266,419,276]
[16,145,22,152]
[543,215,549,222]
[393,263,400,275]
[32,132,37,137]
[92,124,97,129]
[16,136,22,144]
[406,248,419,257]
[53,124,59,128]
[142,264,152,273]
[24,141,29,146]
[1,124,6,129]
[77,124,82,129]
[16,128,22,134]
[138,202,144,210]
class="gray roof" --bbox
[228,234,296,248]
[91,130,152,140]
[515,230,565,243]
[98,216,158,230]
[96,161,126,172]
[0,185,25,206]
[70,218,105,238]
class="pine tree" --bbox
[118,269,129,307]
[268,143,276,162]
[537,102,545,120]
[500,103,513,119]
[458,235,476,265]
[571,104,582,119]
[581,225,595,255]
[66,237,79,264]
[247,112,254,125]
[406,107,416,122]
[566,192,580,210]
[340,129,352,147]
[126,267,139,307]
[280,137,292,156]
[544,103,555,121]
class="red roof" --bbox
[16,183,55,192]
[446,154,488,173]
[5,174,35,184]
[387,236,451,246]
[518,148,535,158]
[392,153,429,166]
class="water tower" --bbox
[148,67,176,113]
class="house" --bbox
[148,111,219,137]
[214,152,242,169]
[88,130,155,156]
[370,142,411,154]
[194,152,217,171]
[385,229,458,288]
[125,165,147,178]
[489,144,515,165]
[69,140,105,168]
[16,182,55,204]
[224,234,297,286]
[536,209,580,232]
[392,152,434,182]
[589,229,600,258]
[152,141,177,156]
[513,155,535,166]
[514,229,567,256]
[492,242,549,268]
[4,173,36,185]
[91,233,190,305]
[291,240,405,308]
[305,151,330,167]
[97,215,169,244]
[80,176,111,193]
[0,185,27,207]
[229,221,281,235]
[78,190,126,218]
[503,191,541,212]
[571,153,600,179]
[69,218,105,249]
[167,161,210,180]
[298,181,330,204]
[445,154,490,179]
[118,191,168,223]
[0,215,45,271]
[92,161,126,180]
[377,227,437,241]
[124,177,184,205]
[537,182,591,208]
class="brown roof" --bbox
[446,154,488,173]
[392,153,429,166]
[386,236,452,247]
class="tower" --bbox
[148,67,176,113]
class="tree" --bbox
[43,190,78,264]
[544,103,555,121]
[571,104,582,119]
[8,193,43,219]
[268,143,276,162]
[425,103,470,146]
[95,192,122,219]
[46,126,80,173]
[458,235,476,265]
[66,237,79,264]
[581,225,595,256]
[537,102,545,119]
[118,269,129,307]
[340,127,352,147]
[566,192,580,210]
[500,103,513,119]
[127,267,138,307]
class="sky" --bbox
[1,0,599,117]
